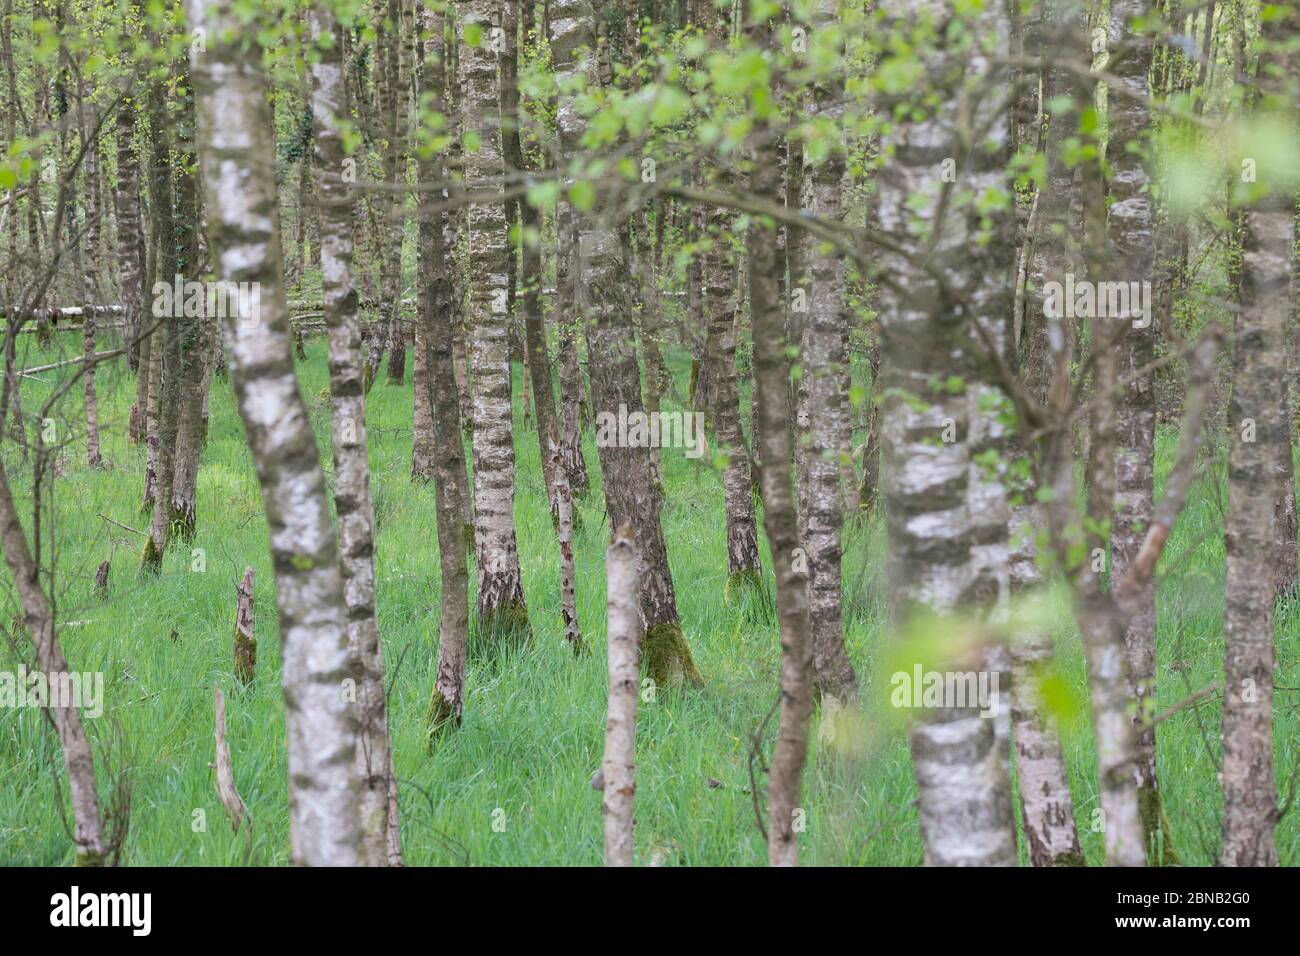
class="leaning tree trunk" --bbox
[419,4,473,734]
[0,460,108,864]
[746,39,814,865]
[1107,0,1170,863]
[550,0,700,688]
[308,1,396,867]
[187,0,362,866]
[876,0,1017,867]
[1221,4,1294,868]
[462,0,529,642]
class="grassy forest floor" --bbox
[2,330,1297,866]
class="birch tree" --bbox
[876,0,1018,866]
[463,0,529,642]
[1221,1,1295,867]
[1107,0,1171,862]
[550,0,700,686]
[308,0,397,866]
[417,2,473,734]
[187,0,362,865]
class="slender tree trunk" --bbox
[141,72,181,571]
[170,74,207,541]
[551,435,584,652]
[1010,506,1084,865]
[551,0,700,688]
[601,525,639,866]
[877,0,1018,867]
[385,0,411,386]
[419,4,473,734]
[805,0,856,708]
[80,114,102,468]
[309,1,396,866]
[744,20,812,865]
[0,456,109,863]
[1010,2,1084,867]
[112,101,145,362]
[187,0,362,865]
[463,0,529,642]
[1221,3,1294,867]
[1107,0,1170,863]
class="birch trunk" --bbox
[187,0,362,865]
[0,462,108,864]
[550,0,700,687]
[309,2,396,866]
[745,29,813,864]
[141,74,181,571]
[170,78,207,541]
[602,525,640,866]
[805,0,856,708]
[1107,0,1168,861]
[1221,4,1294,866]
[463,0,529,641]
[876,0,1017,867]
[419,4,473,734]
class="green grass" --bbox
[0,330,1296,866]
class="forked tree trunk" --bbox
[550,0,700,688]
[463,0,529,642]
[188,0,362,865]
[309,1,396,866]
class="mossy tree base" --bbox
[815,696,868,762]
[643,621,703,689]
[425,690,461,752]
[474,601,531,659]
[1138,784,1181,865]
[139,536,163,574]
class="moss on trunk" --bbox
[643,621,702,689]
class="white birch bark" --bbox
[187,0,361,865]
[602,526,640,866]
